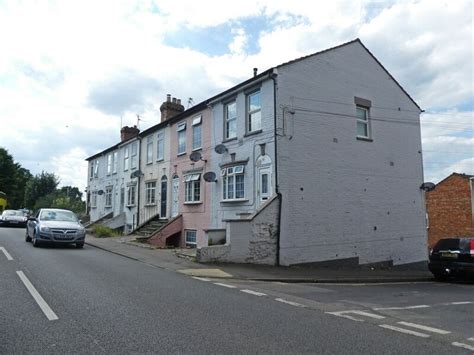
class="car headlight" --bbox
[40,226,51,232]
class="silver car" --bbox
[0,210,28,227]
[26,208,86,248]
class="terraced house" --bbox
[86,39,428,267]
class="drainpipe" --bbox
[270,68,281,266]
[136,136,142,228]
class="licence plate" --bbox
[440,252,458,259]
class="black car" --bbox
[428,237,474,280]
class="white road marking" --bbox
[275,298,306,308]
[240,289,267,297]
[373,305,430,311]
[448,301,473,305]
[467,337,474,342]
[346,310,385,319]
[397,321,451,335]
[0,246,13,260]
[214,283,236,289]
[325,312,364,322]
[379,324,430,338]
[16,271,58,321]
[192,277,211,282]
[452,342,474,351]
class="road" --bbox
[1,227,473,354]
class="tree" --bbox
[32,185,85,214]
[24,171,59,209]
[0,148,32,208]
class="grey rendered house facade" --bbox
[199,39,427,266]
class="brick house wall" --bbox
[426,173,474,248]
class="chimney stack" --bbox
[120,125,140,142]
[160,94,185,122]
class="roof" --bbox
[85,38,421,161]
[435,172,474,186]
[276,38,422,112]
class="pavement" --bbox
[85,234,434,283]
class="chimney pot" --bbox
[253,68,258,77]
[167,94,171,102]
[177,99,181,105]
[172,97,177,103]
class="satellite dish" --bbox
[97,190,104,195]
[214,144,227,154]
[190,151,206,162]
[131,170,144,178]
[203,171,217,182]
[420,182,436,192]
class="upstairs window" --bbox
[184,174,201,203]
[131,142,138,169]
[192,115,202,150]
[107,154,112,175]
[93,160,99,178]
[157,131,165,161]
[89,163,94,179]
[124,147,129,171]
[145,181,156,205]
[221,165,245,200]
[113,152,118,174]
[247,91,261,133]
[177,122,186,155]
[105,186,113,207]
[146,136,153,164]
[225,101,237,139]
[356,106,370,139]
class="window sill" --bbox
[156,158,164,162]
[146,162,153,165]
[222,137,237,143]
[220,199,249,203]
[177,152,186,157]
[184,201,202,205]
[356,136,373,142]
[192,147,202,152]
[244,129,262,137]
[105,206,112,209]
[145,203,157,207]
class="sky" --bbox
[0,0,472,194]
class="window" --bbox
[184,174,201,203]
[177,122,186,155]
[124,147,129,171]
[105,186,113,207]
[93,160,99,178]
[356,106,370,139]
[107,154,112,175]
[145,181,156,205]
[89,163,94,179]
[146,136,153,164]
[113,152,118,174]
[225,101,237,139]
[185,230,197,247]
[247,91,261,133]
[157,131,164,161]
[131,142,138,169]
[127,184,136,206]
[192,115,202,150]
[91,191,98,208]
[221,165,245,200]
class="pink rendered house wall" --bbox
[169,107,212,247]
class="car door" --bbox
[27,210,39,237]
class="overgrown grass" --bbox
[91,224,120,238]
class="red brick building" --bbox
[426,173,474,248]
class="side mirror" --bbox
[27,217,37,222]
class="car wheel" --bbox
[75,243,84,249]
[32,232,41,248]
[25,230,31,242]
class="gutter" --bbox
[270,68,281,266]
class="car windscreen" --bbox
[434,239,460,250]
[40,210,78,222]
[3,210,22,216]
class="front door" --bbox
[171,176,179,217]
[160,176,168,218]
[120,187,125,212]
[257,167,272,207]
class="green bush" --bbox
[91,224,118,238]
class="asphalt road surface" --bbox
[1,227,472,354]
